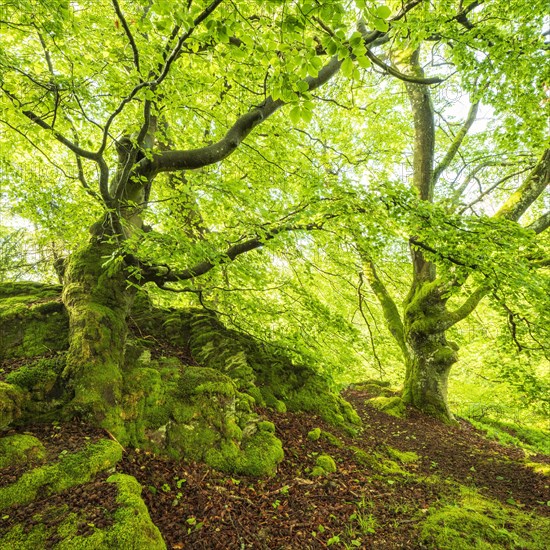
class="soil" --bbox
[1,388,548,549]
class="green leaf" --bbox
[375,5,391,19]
[356,55,371,69]
[289,106,302,124]
[373,19,389,32]
[341,57,354,78]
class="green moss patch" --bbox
[0,474,165,549]
[0,440,122,510]
[185,311,360,431]
[368,396,405,418]
[0,283,68,360]
[0,434,46,469]
[310,454,337,477]
[420,486,550,549]
[385,447,419,464]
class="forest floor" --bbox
[1,386,548,549]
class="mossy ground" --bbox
[421,486,550,549]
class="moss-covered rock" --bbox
[307,428,321,441]
[0,283,68,360]
[184,310,360,431]
[121,363,283,477]
[420,486,550,549]
[310,454,337,477]
[0,382,26,429]
[368,396,406,418]
[0,439,122,510]
[0,434,46,468]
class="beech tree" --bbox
[0,0,548,439]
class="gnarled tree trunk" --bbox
[402,281,458,421]
[62,236,133,440]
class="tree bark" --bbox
[401,281,458,422]
[62,236,133,440]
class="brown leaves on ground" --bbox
[1,388,548,549]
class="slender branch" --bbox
[432,101,479,184]
[138,220,331,285]
[112,0,141,74]
[458,165,534,215]
[0,84,101,161]
[364,47,444,85]
[357,272,386,375]
[97,0,226,155]
[409,237,478,269]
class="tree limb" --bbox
[444,286,488,329]
[361,259,409,360]
[432,101,479,185]
[527,211,550,234]
[495,149,550,222]
[364,47,444,85]
[112,0,141,74]
[138,221,331,286]
[146,0,425,174]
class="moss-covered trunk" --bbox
[402,281,458,422]
[62,239,133,438]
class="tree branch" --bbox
[361,259,409,360]
[147,0,425,174]
[495,149,550,222]
[112,0,141,74]
[364,47,444,85]
[433,101,479,185]
[12,100,99,161]
[138,221,331,286]
[527,210,550,234]
[444,286,488,329]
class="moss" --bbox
[308,428,321,441]
[368,396,406,418]
[311,454,337,477]
[285,376,361,431]
[0,381,26,429]
[0,434,46,468]
[0,283,68,360]
[307,428,343,447]
[122,365,285,476]
[468,418,550,455]
[354,383,395,397]
[184,310,359,430]
[385,447,419,464]
[350,446,409,476]
[257,420,276,434]
[205,429,284,477]
[321,430,343,448]
[525,462,550,476]
[420,486,550,549]
[178,366,236,397]
[0,475,166,549]
[0,439,122,510]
